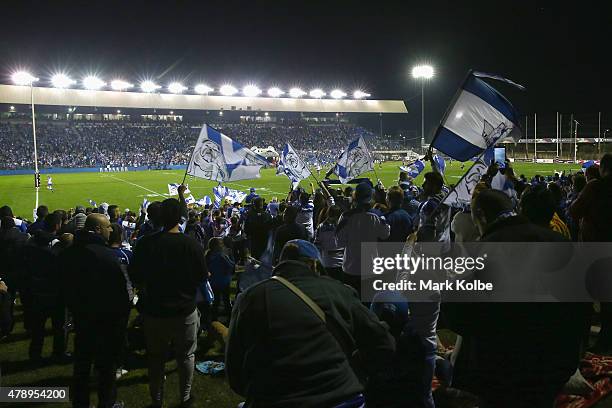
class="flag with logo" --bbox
[430,71,523,162]
[334,136,374,183]
[187,125,268,182]
[168,183,191,196]
[277,143,312,188]
[184,195,196,205]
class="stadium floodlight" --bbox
[411,64,434,79]
[267,87,285,97]
[51,73,75,89]
[330,89,347,99]
[219,84,238,96]
[111,79,133,91]
[309,89,326,98]
[289,87,306,98]
[12,71,38,86]
[82,76,106,90]
[168,82,187,94]
[243,84,262,97]
[194,84,214,94]
[353,90,371,99]
[117,110,121,114]
[140,80,161,93]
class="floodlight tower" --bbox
[411,64,434,153]
[12,71,40,214]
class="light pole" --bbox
[412,64,434,154]
[12,71,40,216]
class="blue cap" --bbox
[355,182,373,204]
[283,239,322,262]
[250,187,256,192]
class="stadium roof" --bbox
[0,84,407,114]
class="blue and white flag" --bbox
[88,199,97,208]
[226,189,247,204]
[184,194,196,205]
[196,196,212,207]
[277,143,312,188]
[442,158,488,208]
[433,155,446,174]
[141,198,150,210]
[187,125,268,182]
[431,71,523,162]
[168,183,191,196]
[399,159,425,178]
[213,184,228,208]
[334,136,374,183]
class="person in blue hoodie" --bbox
[206,237,235,319]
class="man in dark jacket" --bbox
[226,239,395,408]
[27,205,49,234]
[273,206,308,263]
[447,189,586,408]
[0,216,29,333]
[244,197,273,260]
[21,212,65,363]
[384,186,414,243]
[61,213,130,408]
[130,196,206,408]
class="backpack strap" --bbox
[270,276,326,322]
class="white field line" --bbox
[104,175,169,198]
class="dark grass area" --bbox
[0,303,242,408]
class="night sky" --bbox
[1,1,610,137]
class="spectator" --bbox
[60,214,130,408]
[27,205,49,234]
[273,206,309,263]
[206,237,235,319]
[336,182,390,291]
[21,212,65,364]
[226,239,395,407]
[244,197,273,260]
[383,186,414,243]
[313,205,344,280]
[130,197,207,407]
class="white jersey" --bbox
[47,177,53,185]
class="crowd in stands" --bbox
[0,122,398,170]
[0,153,611,408]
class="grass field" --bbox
[1,161,583,219]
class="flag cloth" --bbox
[141,198,150,210]
[431,72,523,161]
[226,189,247,204]
[168,183,191,196]
[187,124,267,182]
[399,159,425,178]
[196,196,212,207]
[277,143,312,188]
[334,136,374,183]
[442,158,489,208]
[88,199,97,208]
[184,195,196,205]
[433,155,446,174]
[213,184,228,208]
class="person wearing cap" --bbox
[66,205,87,233]
[226,239,395,407]
[416,171,451,243]
[336,182,390,292]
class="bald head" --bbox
[84,213,112,242]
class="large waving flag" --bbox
[213,184,228,208]
[334,136,374,183]
[277,143,312,188]
[196,196,212,207]
[187,125,268,182]
[433,154,446,174]
[431,71,523,162]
